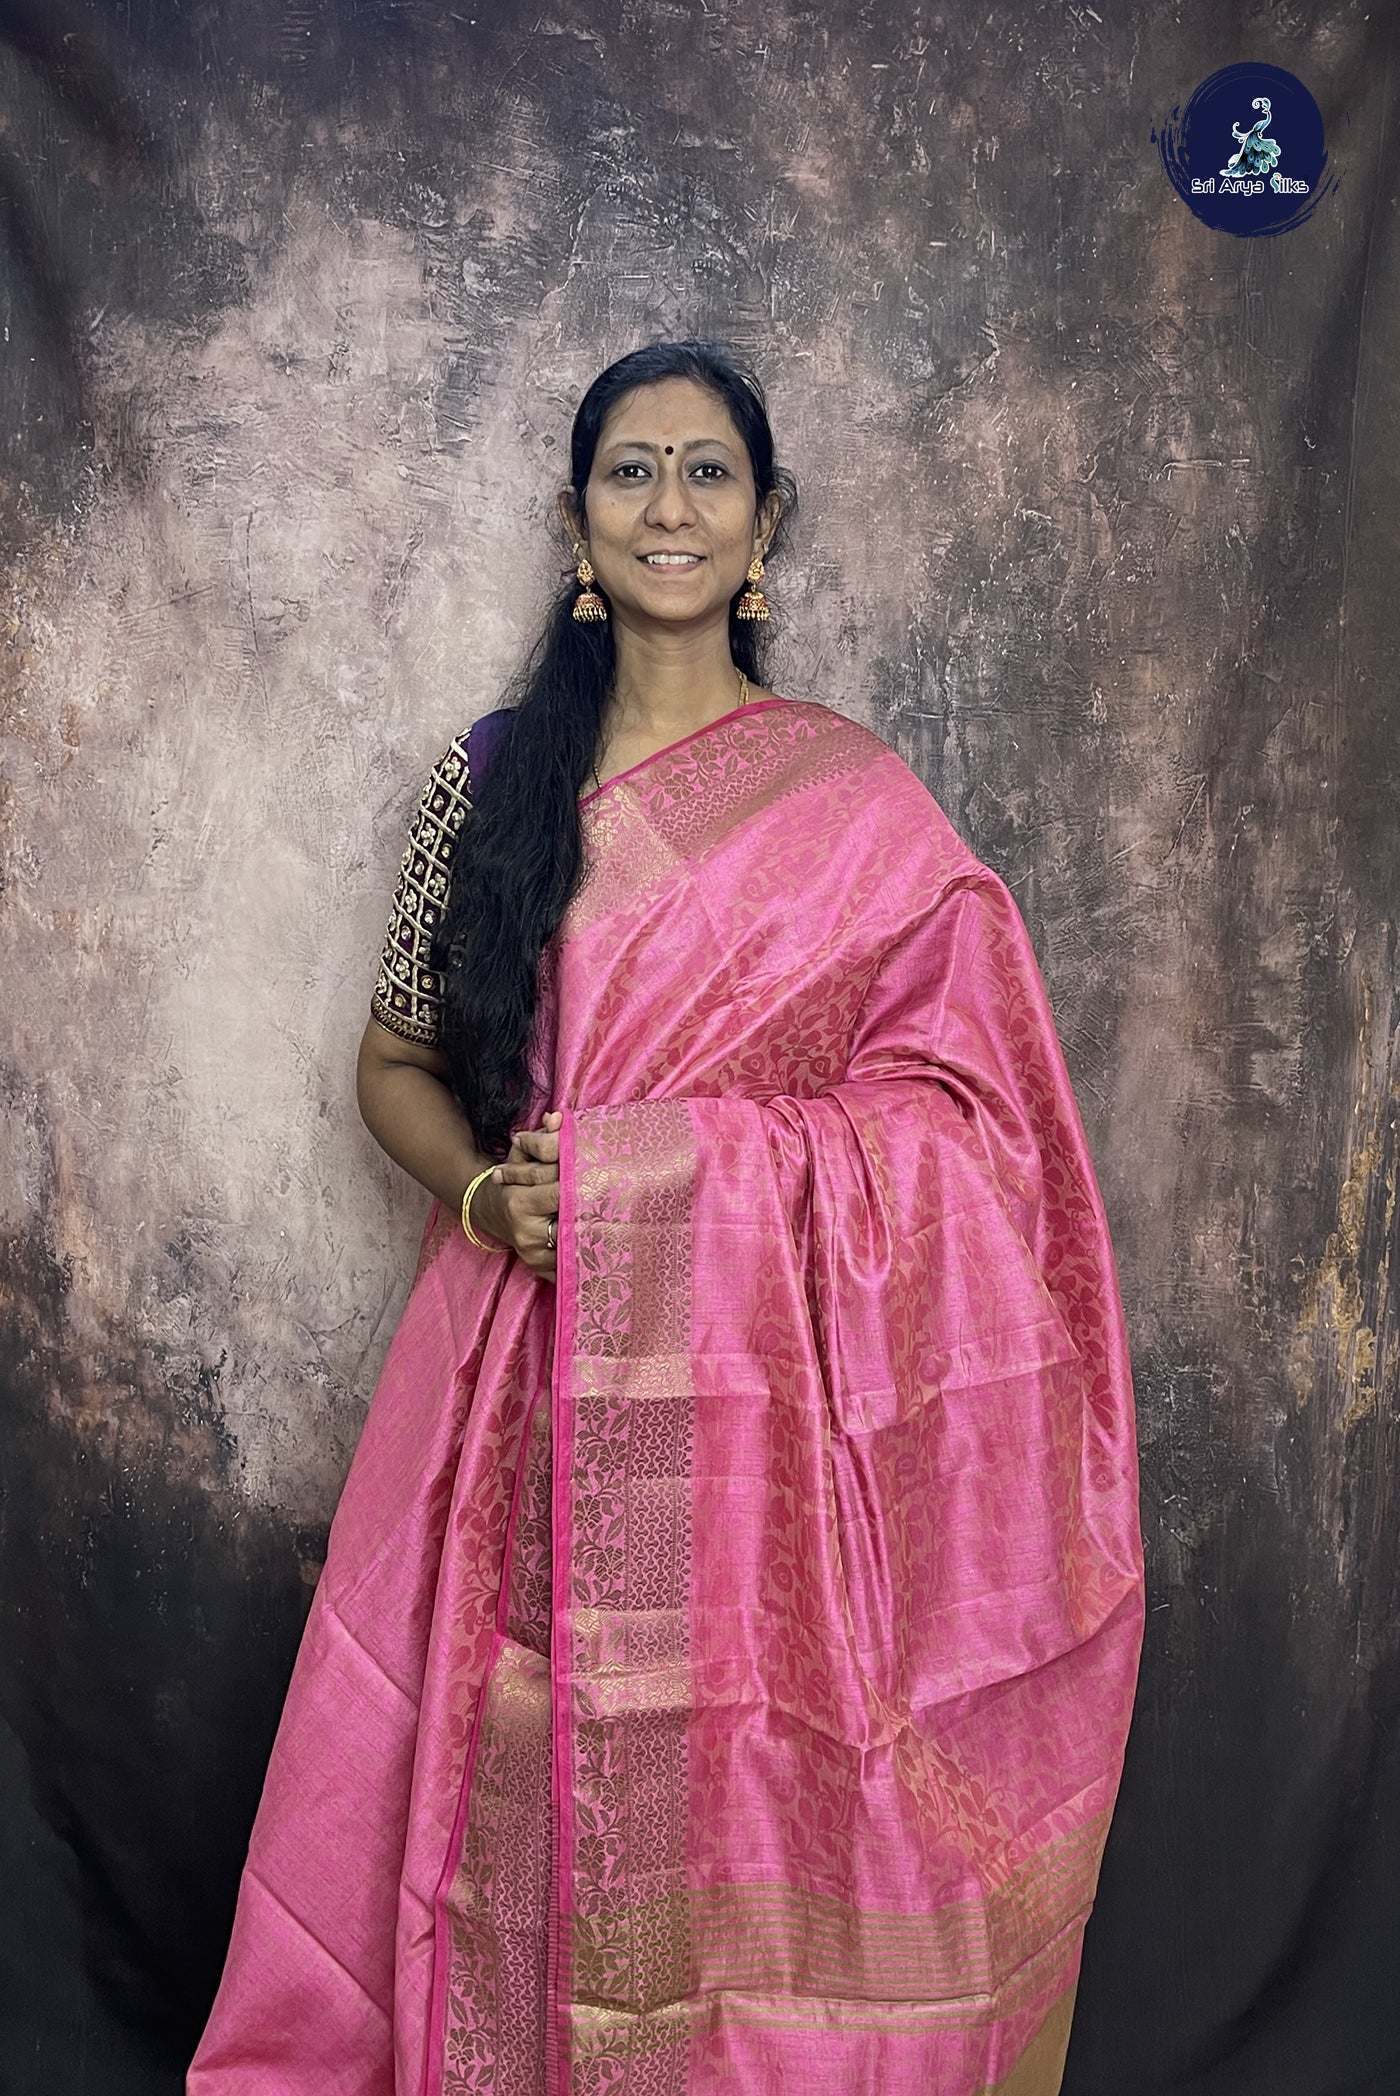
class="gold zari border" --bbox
[570,1811,1107,2017]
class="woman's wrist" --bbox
[461,1165,509,1249]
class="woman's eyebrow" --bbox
[600,435,737,457]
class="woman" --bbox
[189,340,1144,2096]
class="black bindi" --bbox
[664,444,674,454]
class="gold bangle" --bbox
[461,1165,507,1250]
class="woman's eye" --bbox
[612,460,728,481]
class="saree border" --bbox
[555,1100,700,2095]
[423,1317,555,2094]
[422,1624,502,2096]
[576,695,791,812]
[551,1105,580,2096]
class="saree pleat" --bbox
[189,698,1143,2096]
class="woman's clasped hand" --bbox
[472,1108,563,1281]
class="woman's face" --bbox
[561,376,780,634]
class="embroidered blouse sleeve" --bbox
[369,733,472,1045]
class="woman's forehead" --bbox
[596,378,742,453]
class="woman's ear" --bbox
[557,488,584,550]
[755,488,783,558]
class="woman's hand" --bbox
[470,1109,563,1282]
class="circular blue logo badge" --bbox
[1154,62,1341,236]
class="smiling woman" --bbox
[555,373,784,794]
[576,395,766,628]
[188,341,1144,2096]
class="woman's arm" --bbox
[355,1017,560,1277]
[356,1017,486,1208]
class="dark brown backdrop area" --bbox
[2,3,1397,2090]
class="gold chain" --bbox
[586,668,749,797]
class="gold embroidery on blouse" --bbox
[370,734,473,1044]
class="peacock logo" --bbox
[1219,96,1283,181]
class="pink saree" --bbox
[189,698,1144,2096]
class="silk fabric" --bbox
[189,698,1144,2094]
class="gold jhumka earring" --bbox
[735,553,770,621]
[571,547,608,623]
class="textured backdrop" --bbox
[1,2,1397,2090]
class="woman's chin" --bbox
[613,591,730,632]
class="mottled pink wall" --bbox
[0,2,1396,2090]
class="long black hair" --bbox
[432,339,798,1159]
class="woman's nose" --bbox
[645,467,698,526]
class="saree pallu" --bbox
[189,698,1145,2096]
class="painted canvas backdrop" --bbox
[0,2,1395,2091]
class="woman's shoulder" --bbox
[765,696,985,877]
[762,696,935,790]
[463,707,512,791]
[414,708,513,804]
[761,694,896,753]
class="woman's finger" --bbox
[494,1160,558,1187]
[512,1130,560,1165]
[501,1188,562,1227]
[512,1237,557,1283]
